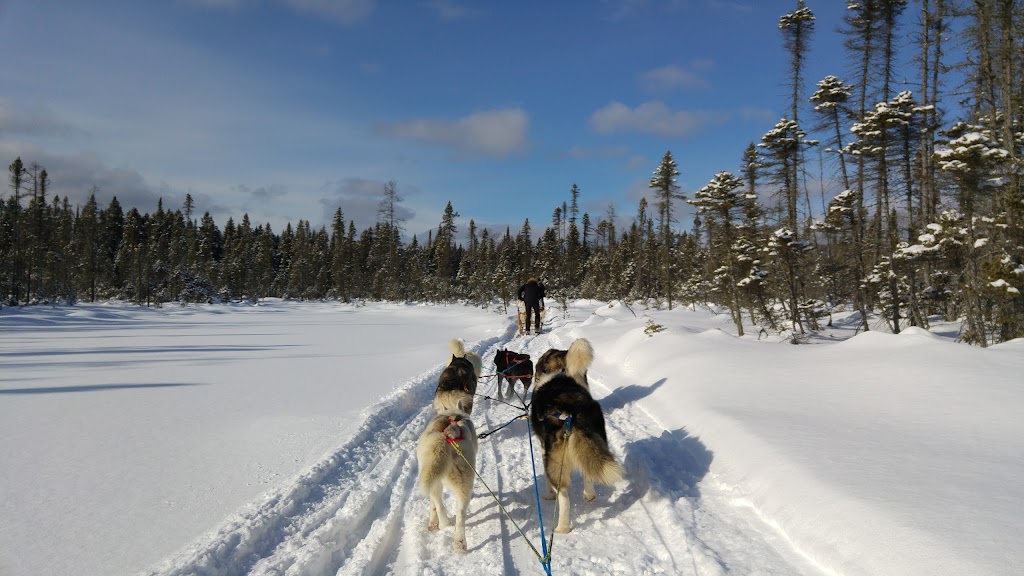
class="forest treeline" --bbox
[2,1,1022,346]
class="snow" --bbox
[1,300,1022,576]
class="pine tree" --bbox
[649,150,685,308]
[433,202,459,303]
[75,190,102,302]
[934,120,1012,345]
[779,0,815,236]
[6,157,25,303]
[690,171,750,335]
[810,75,855,191]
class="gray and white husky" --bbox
[416,404,478,551]
[433,339,483,415]
[529,338,623,533]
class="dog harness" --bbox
[444,416,464,443]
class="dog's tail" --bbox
[450,338,482,377]
[465,351,483,377]
[449,338,467,359]
[569,428,623,487]
[565,338,594,385]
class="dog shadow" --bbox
[468,476,584,558]
[599,378,666,412]
[581,427,713,529]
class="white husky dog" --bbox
[416,403,478,551]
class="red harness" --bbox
[444,416,464,443]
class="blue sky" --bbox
[1,0,860,241]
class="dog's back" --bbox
[416,408,478,550]
[416,409,478,494]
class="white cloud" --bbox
[0,99,78,137]
[318,177,418,231]
[623,154,650,170]
[285,0,375,24]
[187,0,375,24]
[0,142,166,213]
[641,65,709,91]
[710,0,754,13]
[561,145,630,160]
[377,108,529,158]
[738,107,777,123]
[589,101,705,138]
[426,0,476,21]
[184,0,244,8]
[689,58,715,71]
[600,0,647,22]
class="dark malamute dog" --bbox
[534,342,590,389]
[416,405,478,551]
[492,349,533,400]
[434,339,483,415]
[529,338,622,533]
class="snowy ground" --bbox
[1,300,1021,576]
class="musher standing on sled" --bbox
[517,277,545,334]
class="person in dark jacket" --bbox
[517,277,546,334]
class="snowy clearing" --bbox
[1,300,1021,575]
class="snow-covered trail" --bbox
[147,318,821,576]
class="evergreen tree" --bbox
[690,171,750,335]
[649,150,685,308]
[75,190,102,302]
[6,157,25,303]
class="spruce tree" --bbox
[690,171,750,335]
[649,150,685,308]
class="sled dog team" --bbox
[416,337,624,551]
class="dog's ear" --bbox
[456,399,465,412]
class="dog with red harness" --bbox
[492,348,533,400]
[416,402,478,551]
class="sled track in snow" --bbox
[149,328,819,576]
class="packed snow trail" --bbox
[147,321,822,576]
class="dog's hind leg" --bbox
[542,477,556,500]
[542,442,569,502]
[554,487,573,533]
[451,445,477,552]
[428,483,451,531]
[452,482,470,551]
[582,475,597,502]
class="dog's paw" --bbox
[542,492,556,501]
[453,537,467,552]
[554,525,573,534]
[428,519,439,531]
[583,491,597,502]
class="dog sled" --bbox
[516,300,545,335]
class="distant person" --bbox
[517,277,546,334]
